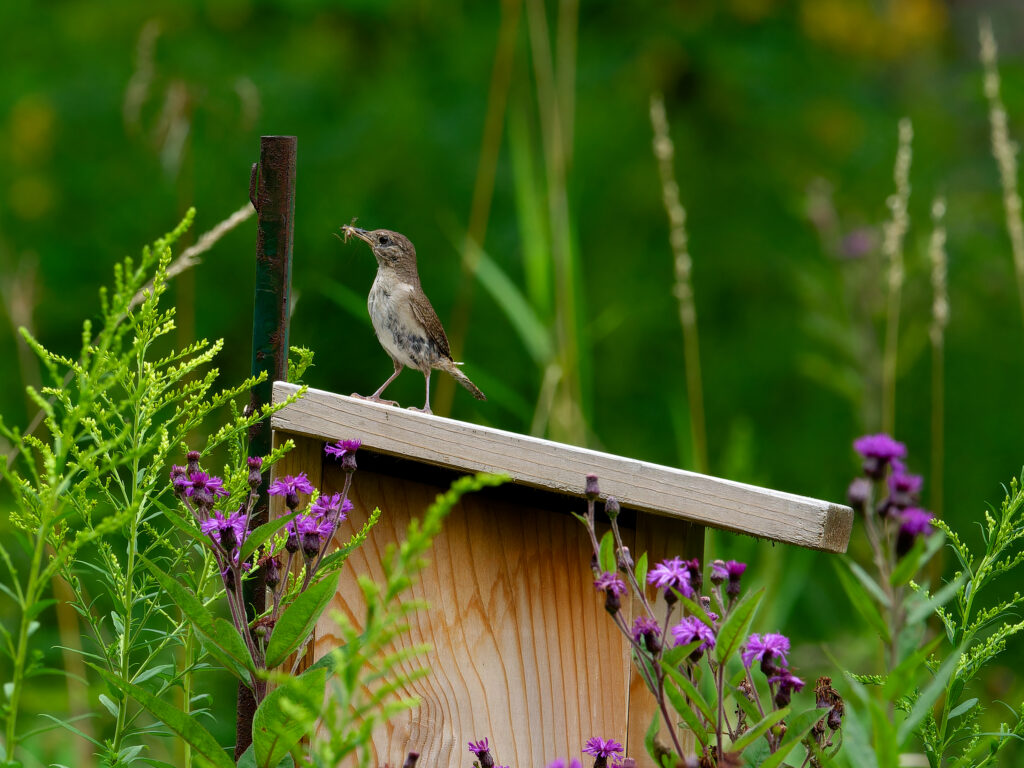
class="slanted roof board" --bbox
[271,382,853,553]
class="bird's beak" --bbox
[341,225,373,246]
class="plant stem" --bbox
[3,520,48,759]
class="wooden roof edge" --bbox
[271,382,853,554]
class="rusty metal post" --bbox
[238,135,296,758]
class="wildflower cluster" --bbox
[169,438,361,703]
[580,474,843,767]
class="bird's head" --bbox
[341,225,417,272]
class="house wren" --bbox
[341,225,486,414]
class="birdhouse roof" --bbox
[272,382,852,553]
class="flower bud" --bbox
[262,555,282,588]
[604,496,621,520]
[342,452,357,473]
[285,531,300,554]
[585,473,600,501]
[186,450,201,474]
[846,477,871,513]
[247,456,263,488]
[617,546,634,572]
[301,532,321,559]
[604,589,621,616]
[285,491,300,511]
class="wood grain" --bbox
[271,382,852,553]
[313,461,639,768]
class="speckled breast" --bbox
[368,278,442,371]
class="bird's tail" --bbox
[439,359,486,401]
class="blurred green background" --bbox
[2,0,1024,763]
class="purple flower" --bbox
[896,507,935,557]
[631,616,661,644]
[170,465,188,494]
[325,439,362,458]
[311,493,352,523]
[468,739,495,768]
[769,669,805,707]
[181,471,230,507]
[593,571,627,596]
[671,615,716,659]
[583,738,624,759]
[268,473,315,497]
[847,477,871,513]
[710,559,747,598]
[886,459,923,512]
[647,557,694,600]
[853,434,906,478]
[200,509,247,552]
[742,633,790,674]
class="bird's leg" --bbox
[352,359,402,406]
[407,370,432,415]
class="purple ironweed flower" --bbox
[583,737,624,766]
[311,493,352,524]
[886,459,923,510]
[896,507,935,557]
[647,557,694,602]
[681,558,702,592]
[268,472,315,510]
[182,471,230,508]
[769,669,805,708]
[467,739,494,768]
[200,509,247,553]
[594,571,627,596]
[671,616,716,661]
[632,616,662,653]
[186,450,201,474]
[846,477,871,514]
[268,473,315,496]
[585,473,600,501]
[287,510,334,559]
[246,456,263,489]
[710,559,746,599]
[742,633,790,675]
[325,439,362,458]
[170,465,188,496]
[325,439,361,472]
[853,433,906,478]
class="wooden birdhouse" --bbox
[267,383,852,768]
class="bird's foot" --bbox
[351,393,400,407]
[407,405,433,416]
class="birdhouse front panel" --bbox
[269,382,853,767]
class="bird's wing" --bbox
[409,290,451,359]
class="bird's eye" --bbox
[378,234,390,245]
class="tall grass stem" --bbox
[881,118,913,436]
[980,17,1024,334]
[928,197,948,520]
[649,94,708,474]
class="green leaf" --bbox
[947,697,978,719]
[730,705,790,753]
[847,559,892,608]
[634,551,649,590]
[92,666,233,768]
[644,712,660,764]
[139,554,254,682]
[716,587,764,664]
[240,509,301,562]
[898,644,965,745]
[266,571,340,668]
[598,531,616,575]
[661,660,715,724]
[834,559,891,644]
[662,671,709,746]
[253,667,326,767]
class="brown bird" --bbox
[341,225,486,414]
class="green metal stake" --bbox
[238,135,296,758]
